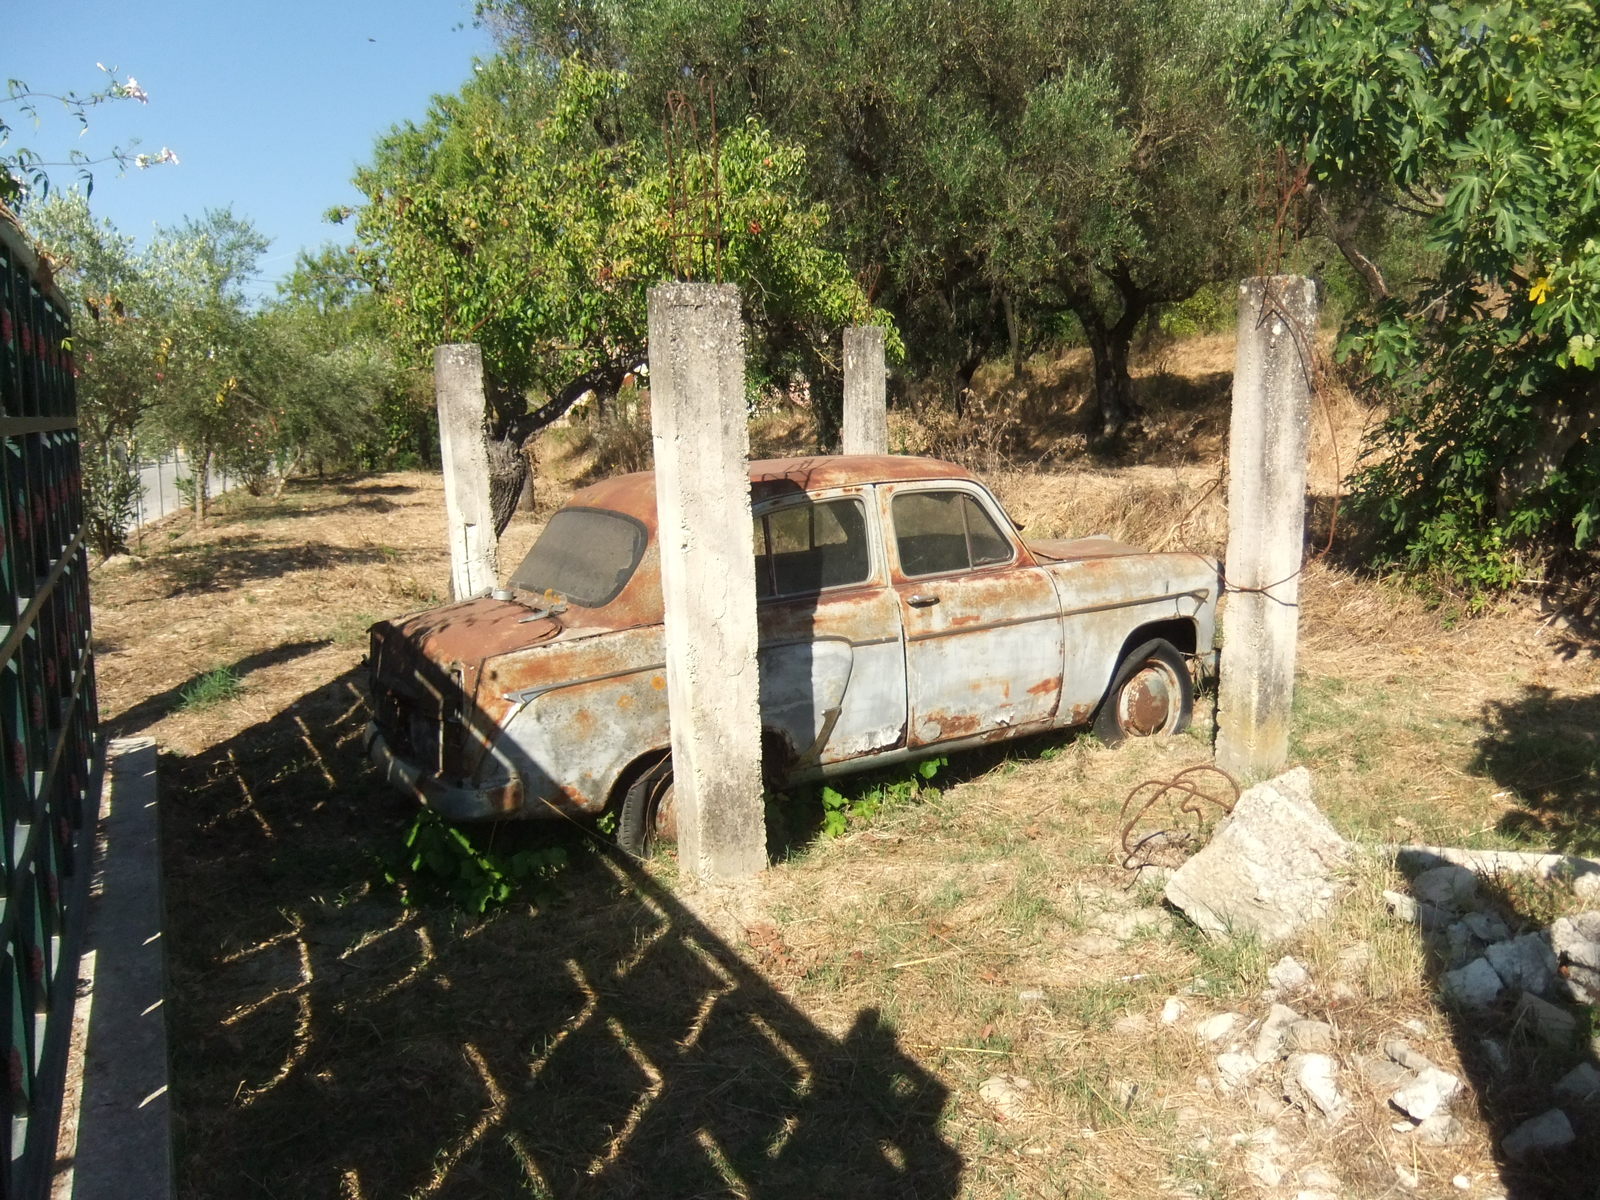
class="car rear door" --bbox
[754,488,908,773]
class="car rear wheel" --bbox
[617,757,676,858]
[1093,639,1193,746]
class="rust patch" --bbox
[948,614,981,627]
[927,712,982,740]
[651,675,666,690]
[1027,678,1061,696]
[617,693,634,709]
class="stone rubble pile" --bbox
[1382,857,1600,1161]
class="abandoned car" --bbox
[367,455,1221,852]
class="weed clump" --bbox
[179,667,243,711]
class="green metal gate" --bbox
[0,216,101,1199]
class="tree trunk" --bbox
[1081,312,1143,439]
[193,446,212,521]
[1002,292,1023,380]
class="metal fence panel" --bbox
[0,218,103,1200]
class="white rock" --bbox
[1268,955,1312,993]
[1019,988,1048,1005]
[1298,1166,1341,1191]
[1441,957,1503,1009]
[1395,1163,1420,1189]
[1164,768,1349,942]
[1412,863,1478,910]
[1216,1052,1257,1091]
[1288,1019,1336,1053]
[1357,1053,1411,1090]
[1501,1108,1575,1160]
[1485,932,1559,995]
[1417,1113,1469,1145]
[1390,1066,1464,1121]
[1384,890,1420,922]
[1452,1176,1472,1191]
[1554,1061,1600,1103]
[1253,1003,1302,1064]
[979,1074,1034,1121]
[1550,912,1600,1002]
[1284,1052,1347,1119]
[1160,996,1187,1025]
[1193,1012,1243,1044]
[1243,1147,1284,1188]
[1334,942,1371,976]
[1383,1040,1439,1073]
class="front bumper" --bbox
[364,722,525,820]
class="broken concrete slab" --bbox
[1391,844,1600,900]
[1416,1113,1469,1146]
[1485,931,1560,997]
[1440,956,1503,1010]
[1194,1012,1245,1044]
[1165,768,1348,942]
[1411,863,1479,911]
[1554,1062,1600,1104]
[1512,990,1579,1047]
[1501,1108,1575,1160]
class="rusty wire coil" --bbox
[1117,764,1240,873]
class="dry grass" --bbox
[87,340,1600,1200]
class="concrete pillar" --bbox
[647,284,766,881]
[1215,276,1320,781]
[434,344,499,600]
[842,325,888,455]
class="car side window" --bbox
[893,490,1014,576]
[754,498,871,598]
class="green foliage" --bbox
[179,667,242,711]
[387,809,568,913]
[480,0,1259,433]
[349,54,893,437]
[1241,0,1600,583]
[816,757,946,838]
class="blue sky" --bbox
[4,0,494,297]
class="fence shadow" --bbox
[161,667,962,1199]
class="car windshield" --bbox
[509,507,647,608]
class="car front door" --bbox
[881,483,1064,748]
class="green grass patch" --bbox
[178,667,243,711]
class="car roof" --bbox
[567,454,977,524]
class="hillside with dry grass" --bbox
[88,335,1600,1199]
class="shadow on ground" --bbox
[161,668,962,1199]
[1399,850,1600,1200]
[106,639,333,737]
[1475,688,1600,854]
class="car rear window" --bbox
[509,507,647,608]
[754,498,870,598]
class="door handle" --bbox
[907,593,940,608]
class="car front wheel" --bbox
[617,757,675,858]
[1093,639,1193,746]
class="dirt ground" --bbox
[87,351,1600,1200]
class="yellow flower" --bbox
[1529,276,1552,305]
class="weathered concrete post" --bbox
[1215,276,1320,780]
[842,325,889,455]
[434,344,499,600]
[647,284,766,881]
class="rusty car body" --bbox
[366,455,1220,848]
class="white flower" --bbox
[117,77,150,104]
